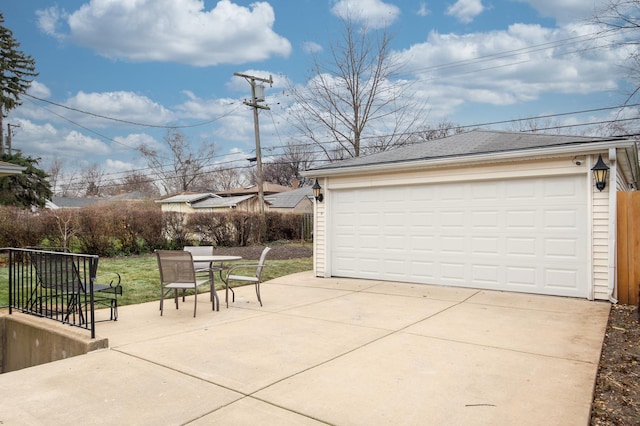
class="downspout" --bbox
[608,148,618,303]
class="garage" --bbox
[305,130,640,301]
[331,175,588,297]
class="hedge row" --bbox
[0,203,310,257]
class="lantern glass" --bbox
[591,154,610,191]
[312,179,323,202]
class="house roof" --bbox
[109,191,155,201]
[48,192,155,209]
[49,197,103,209]
[265,186,313,208]
[304,130,636,176]
[216,182,292,196]
[191,194,263,209]
[154,192,219,204]
[0,160,25,177]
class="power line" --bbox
[24,92,244,129]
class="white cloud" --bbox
[303,41,323,54]
[65,91,175,127]
[112,133,159,153]
[175,91,237,121]
[395,22,627,115]
[38,0,291,66]
[26,81,51,99]
[35,6,68,40]
[512,0,610,24]
[417,2,431,17]
[331,0,401,28]
[446,0,484,23]
[10,120,111,160]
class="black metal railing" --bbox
[5,248,103,338]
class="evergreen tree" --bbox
[0,153,52,208]
[0,12,38,153]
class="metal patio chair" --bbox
[155,250,217,317]
[223,247,271,307]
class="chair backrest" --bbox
[30,251,94,293]
[256,247,271,278]
[156,250,196,284]
[183,246,213,270]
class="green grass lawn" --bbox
[0,254,313,307]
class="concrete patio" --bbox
[0,271,610,425]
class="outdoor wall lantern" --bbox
[312,178,324,202]
[591,154,610,192]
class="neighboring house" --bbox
[48,197,103,209]
[155,192,270,214]
[0,160,25,177]
[265,186,314,214]
[303,130,640,302]
[216,182,292,197]
[48,192,155,209]
[190,194,270,212]
[154,193,219,214]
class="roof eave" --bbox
[302,140,634,178]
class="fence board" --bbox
[617,192,640,305]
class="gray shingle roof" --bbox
[155,193,218,204]
[265,186,313,208]
[191,194,259,209]
[308,130,627,172]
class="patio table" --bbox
[192,255,242,307]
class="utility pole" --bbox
[234,72,272,214]
[7,123,20,155]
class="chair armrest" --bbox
[225,262,260,275]
[95,272,123,295]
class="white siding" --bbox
[592,184,609,301]
[313,195,327,277]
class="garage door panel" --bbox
[471,210,500,228]
[545,178,580,198]
[506,266,538,287]
[471,237,499,255]
[440,262,466,283]
[441,236,465,254]
[472,264,500,284]
[506,237,536,256]
[507,210,538,228]
[545,268,580,290]
[545,238,579,258]
[330,175,588,297]
[441,211,465,228]
[544,210,580,229]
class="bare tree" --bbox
[288,18,428,161]
[80,163,105,197]
[395,120,466,146]
[106,171,160,196]
[139,129,216,194]
[46,157,64,195]
[595,0,640,103]
[59,167,79,197]
[507,117,580,135]
[255,140,317,187]
[214,165,246,191]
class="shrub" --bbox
[185,212,228,245]
[0,206,45,247]
[0,203,311,256]
[265,212,302,241]
[162,211,188,249]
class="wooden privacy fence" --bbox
[617,191,640,305]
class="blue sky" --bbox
[2,0,636,193]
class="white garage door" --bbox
[331,175,588,297]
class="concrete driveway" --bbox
[0,271,609,425]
